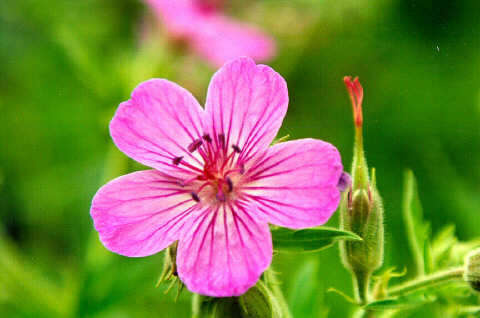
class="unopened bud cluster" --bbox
[339,77,385,304]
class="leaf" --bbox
[364,294,435,310]
[272,226,361,253]
[456,306,480,315]
[403,170,431,275]
[289,260,324,317]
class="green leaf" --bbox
[456,306,480,315]
[403,170,431,275]
[289,260,327,317]
[364,294,435,310]
[272,226,361,253]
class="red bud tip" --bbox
[344,76,364,128]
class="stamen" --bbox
[191,192,200,202]
[197,181,213,192]
[188,139,203,153]
[239,163,245,174]
[179,176,201,187]
[232,144,242,153]
[202,134,212,143]
[172,156,183,165]
[226,177,233,192]
[216,191,226,202]
[218,133,225,148]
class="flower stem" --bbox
[352,125,369,191]
[353,269,371,304]
[387,266,464,297]
[191,293,202,318]
[354,308,378,318]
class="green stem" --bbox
[353,270,371,304]
[387,267,464,297]
[354,308,377,318]
[352,126,369,190]
[191,294,201,318]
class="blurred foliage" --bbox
[0,0,479,317]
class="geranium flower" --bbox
[144,0,275,66]
[90,57,343,296]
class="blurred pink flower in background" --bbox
[90,57,342,296]
[144,0,276,66]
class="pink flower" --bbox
[91,57,343,297]
[144,0,276,66]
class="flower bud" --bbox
[464,248,480,292]
[193,281,281,318]
[339,77,385,303]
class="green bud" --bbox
[340,77,385,304]
[341,178,384,275]
[193,281,281,318]
[464,248,480,292]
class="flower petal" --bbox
[176,202,272,296]
[190,16,276,66]
[204,57,288,161]
[241,139,343,229]
[110,79,205,174]
[90,170,199,257]
[145,0,203,37]
[145,1,275,66]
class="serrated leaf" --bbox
[272,227,361,253]
[403,170,431,275]
[364,294,435,310]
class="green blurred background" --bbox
[1,0,479,317]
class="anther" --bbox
[337,172,352,192]
[190,192,200,202]
[232,144,242,153]
[202,134,212,143]
[226,177,233,192]
[172,156,183,165]
[188,139,203,153]
[239,163,245,174]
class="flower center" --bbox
[173,133,246,205]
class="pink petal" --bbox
[144,0,203,37]
[241,139,343,229]
[176,202,272,296]
[110,79,205,174]
[190,15,276,67]
[90,170,199,257]
[204,57,288,161]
